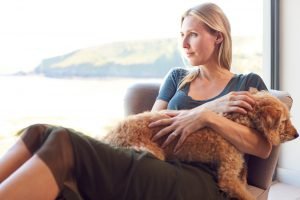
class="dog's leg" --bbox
[218,158,254,200]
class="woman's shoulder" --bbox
[166,66,190,81]
[234,72,264,83]
[233,72,267,91]
[169,66,190,75]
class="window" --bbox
[0,0,265,155]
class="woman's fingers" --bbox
[151,124,174,141]
[228,100,252,113]
[159,110,182,117]
[161,131,180,148]
[150,112,183,142]
[225,91,256,113]
[162,130,193,152]
[174,132,190,153]
[230,91,255,102]
[148,118,172,128]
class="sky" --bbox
[0,0,262,74]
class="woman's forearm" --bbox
[151,100,168,111]
[205,111,272,159]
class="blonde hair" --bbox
[179,3,232,89]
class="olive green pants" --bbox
[21,125,228,200]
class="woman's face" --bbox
[180,15,219,67]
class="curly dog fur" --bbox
[102,89,298,200]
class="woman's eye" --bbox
[190,32,198,37]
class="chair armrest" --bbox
[247,90,293,189]
[247,146,280,189]
[124,82,160,115]
[269,89,293,110]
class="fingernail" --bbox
[173,148,177,153]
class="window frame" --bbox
[270,0,280,90]
[263,0,280,89]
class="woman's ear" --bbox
[215,32,223,44]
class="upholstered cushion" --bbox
[124,83,160,115]
[269,89,293,110]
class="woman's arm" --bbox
[205,111,272,159]
[150,91,272,159]
[151,99,168,111]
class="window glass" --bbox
[0,0,263,154]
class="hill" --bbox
[33,36,262,78]
[34,38,183,78]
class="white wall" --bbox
[276,0,300,187]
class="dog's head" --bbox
[250,89,298,145]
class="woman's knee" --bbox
[20,124,51,154]
[47,127,71,144]
[37,127,73,159]
[24,124,48,135]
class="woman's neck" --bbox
[197,65,233,81]
[188,66,234,101]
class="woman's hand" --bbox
[150,108,212,152]
[149,91,255,151]
[203,91,255,114]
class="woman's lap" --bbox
[20,125,227,200]
[66,128,226,200]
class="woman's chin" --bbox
[188,61,200,67]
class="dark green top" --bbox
[157,67,268,110]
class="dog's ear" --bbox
[260,106,282,145]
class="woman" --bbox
[149,3,271,157]
[0,3,271,200]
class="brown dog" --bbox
[102,89,298,200]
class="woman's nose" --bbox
[182,37,189,49]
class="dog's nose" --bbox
[295,131,299,139]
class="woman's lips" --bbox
[185,52,194,57]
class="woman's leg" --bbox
[0,124,47,182]
[0,124,75,199]
[0,139,31,183]
[0,155,59,200]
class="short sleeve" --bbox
[156,67,188,102]
[245,73,268,91]
[233,73,268,92]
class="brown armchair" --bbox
[124,82,293,200]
